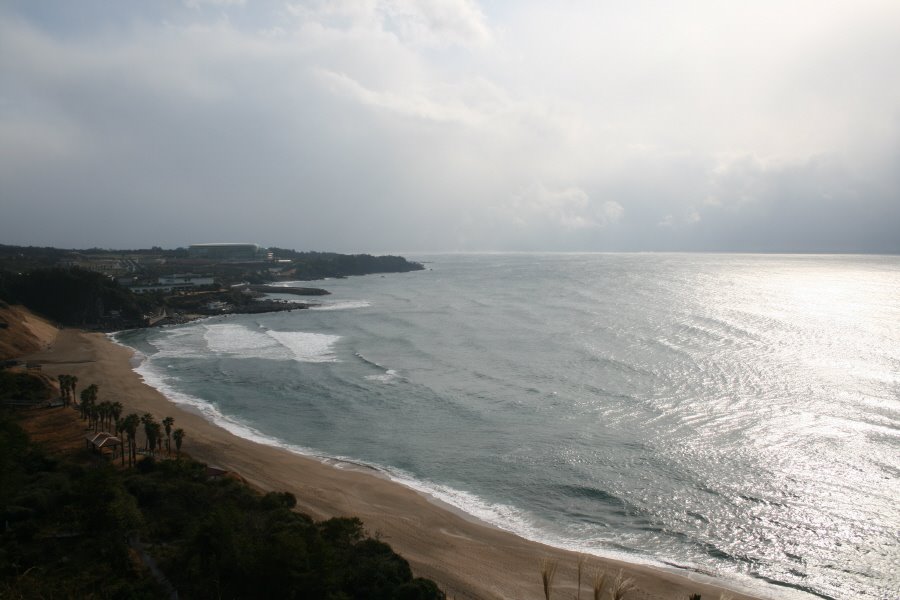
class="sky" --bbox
[1,0,899,253]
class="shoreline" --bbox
[27,328,771,600]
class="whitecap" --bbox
[142,323,341,363]
[365,369,402,383]
[204,323,281,357]
[265,330,340,363]
[148,327,205,358]
[309,300,372,311]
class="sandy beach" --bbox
[26,327,766,600]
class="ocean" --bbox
[114,253,900,600]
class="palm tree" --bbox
[147,422,161,457]
[90,404,101,432]
[80,389,90,420]
[115,418,126,466]
[58,374,69,406]
[140,413,155,451]
[122,413,140,467]
[80,384,99,421]
[97,401,109,430]
[162,416,175,455]
[111,402,123,434]
[173,428,185,459]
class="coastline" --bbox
[27,328,769,600]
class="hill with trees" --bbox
[0,408,444,599]
[0,267,152,328]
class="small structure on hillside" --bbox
[85,432,122,459]
[205,466,229,479]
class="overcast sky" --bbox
[1,0,898,253]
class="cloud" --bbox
[501,184,623,232]
[0,1,897,252]
[315,69,484,124]
[185,0,245,8]
[382,0,491,46]
[286,0,490,47]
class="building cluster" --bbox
[187,243,270,261]
[53,242,279,295]
[122,273,216,294]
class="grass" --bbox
[611,569,635,600]
[540,557,558,600]
[592,568,607,600]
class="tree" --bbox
[97,401,110,431]
[90,403,100,432]
[173,428,185,459]
[162,416,174,455]
[111,402,123,434]
[140,413,155,452]
[80,388,91,420]
[147,422,161,457]
[62,374,73,407]
[58,374,70,406]
[122,413,140,468]
[115,418,126,466]
[80,383,98,421]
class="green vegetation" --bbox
[0,409,444,599]
[0,267,150,327]
[0,372,53,405]
[0,244,424,329]
[269,249,425,280]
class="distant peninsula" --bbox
[0,244,424,330]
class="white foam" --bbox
[133,358,322,455]
[265,330,340,363]
[139,323,341,363]
[310,300,372,311]
[376,468,679,572]
[122,335,767,598]
[148,327,204,358]
[204,323,280,356]
[365,369,402,383]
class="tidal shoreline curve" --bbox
[27,328,768,600]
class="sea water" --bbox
[115,254,900,600]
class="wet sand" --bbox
[27,328,766,600]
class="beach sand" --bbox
[27,328,766,600]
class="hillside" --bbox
[0,303,58,361]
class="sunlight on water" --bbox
[117,254,900,600]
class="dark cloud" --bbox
[1,1,898,252]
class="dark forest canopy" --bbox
[0,244,424,279]
[0,410,444,599]
[269,248,424,279]
[0,268,150,327]
[0,245,424,327]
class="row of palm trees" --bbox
[78,384,122,433]
[58,374,78,408]
[116,412,185,467]
[58,374,186,467]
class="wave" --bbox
[354,351,386,369]
[116,335,777,600]
[310,300,372,311]
[145,323,340,363]
[132,356,321,453]
[355,352,402,383]
[365,369,401,383]
[265,330,340,363]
